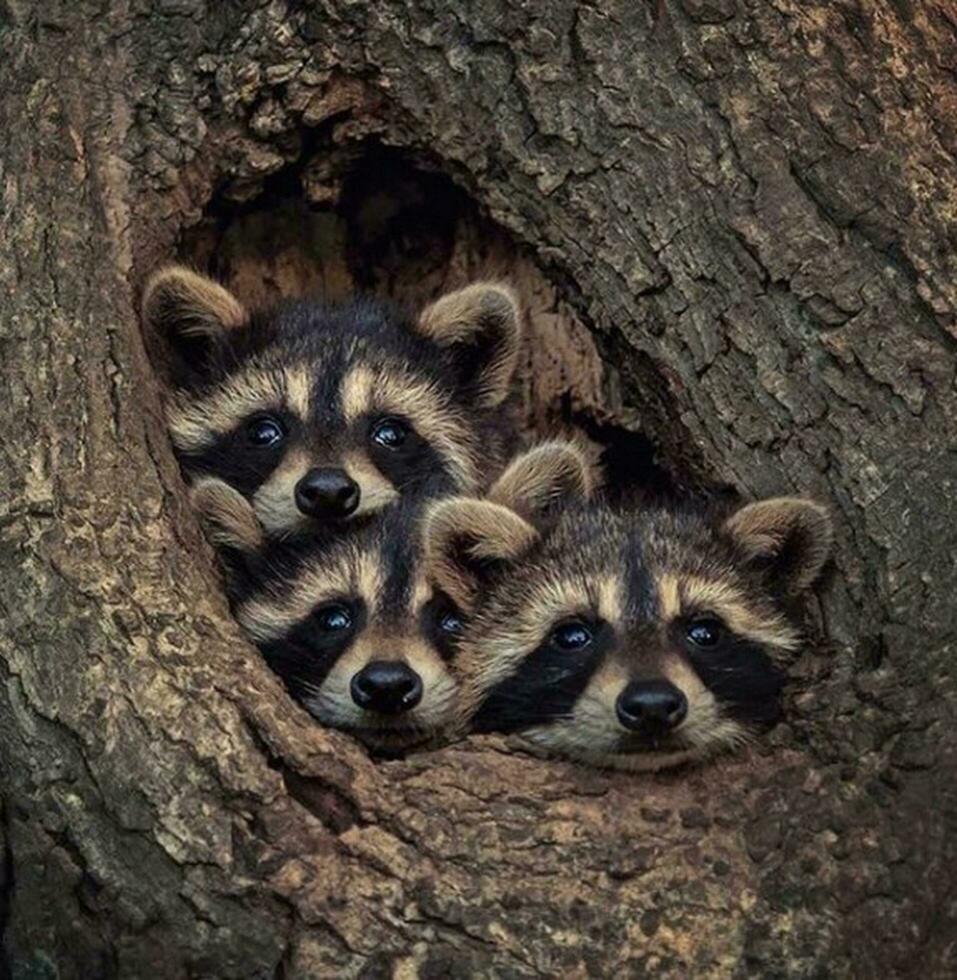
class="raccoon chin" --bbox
[518,716,754,772]
[357,730,434,755]
[307,687,457,753]
[515,726,695,771]
[301,702,424,752]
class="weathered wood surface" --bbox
[1,1,955,976]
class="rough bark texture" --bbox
[2,1,956,977]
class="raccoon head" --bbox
[193,483,464,752]
[143,267,522,538]
[426,483,832,771]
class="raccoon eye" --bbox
[551,621,593,651]
[371,417,407,449]
[687,618,724,648]
[246,415,286,448]
[439,610,464,635]
[314,604,353,632]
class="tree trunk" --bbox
[2,1,955,976]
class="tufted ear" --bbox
[416,281,522,408]
[189,478,264,555]
[142,266,247,379]
[423,498,538,612]
[724,497,833,594]
[488,440,598,523]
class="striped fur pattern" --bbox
[426,473,831,771]
[145,262,833,774]
[143,267,522,539]
[196,484,464,752]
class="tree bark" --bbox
[2,1,956,977]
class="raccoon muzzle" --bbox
[295,467,361,518]
[614,679,688,736]
[350,660,424,715]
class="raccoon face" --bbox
[201,489,464,752]
[427,480,832,771]
[142,268,521,538]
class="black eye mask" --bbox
[181,412,295,497]
[363,414,457,496]
[420,594,466,663]
[471,624,610,733]
[686,638,786,724]
[260,601,365,703]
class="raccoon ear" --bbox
[489,440,597,522]
[424,498,538,611]
[724,497,833,594]
[416,282,522,408]
[189,478,264,555]
[142,266,246,376]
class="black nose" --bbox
[295,467,360,517]
[350,661,423,715]
[616,680,688,735]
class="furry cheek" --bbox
[252,448,314,536]
[401,643,460,733]
[307,644,375,732]
[341,452,401,518]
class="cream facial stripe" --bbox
[596,575,624,625]
[339,363,375,422]
[252,448,314,537]
[411,571,433,616]
[236,549,384,644]
[355,549,385,614]
[339,363,478,489]
[517,574,621,640]
[658,573,681,621]
[167,363,312,453]
[657,572,799,651]
[283,364,312,420]
[340,452,400,517]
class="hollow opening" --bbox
[133,125,820,786]
[176,140,678,494]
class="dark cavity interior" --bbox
[177,141,681,495]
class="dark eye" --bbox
[371,417,407,449]
[246,415,286,448]
[315,604,353,633]
[687,618,723,648]
[551,621,593,651]
[439,610,464,635]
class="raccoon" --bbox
[192,480,463,752]
[142,267,522,540]
[424,457,832,771]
